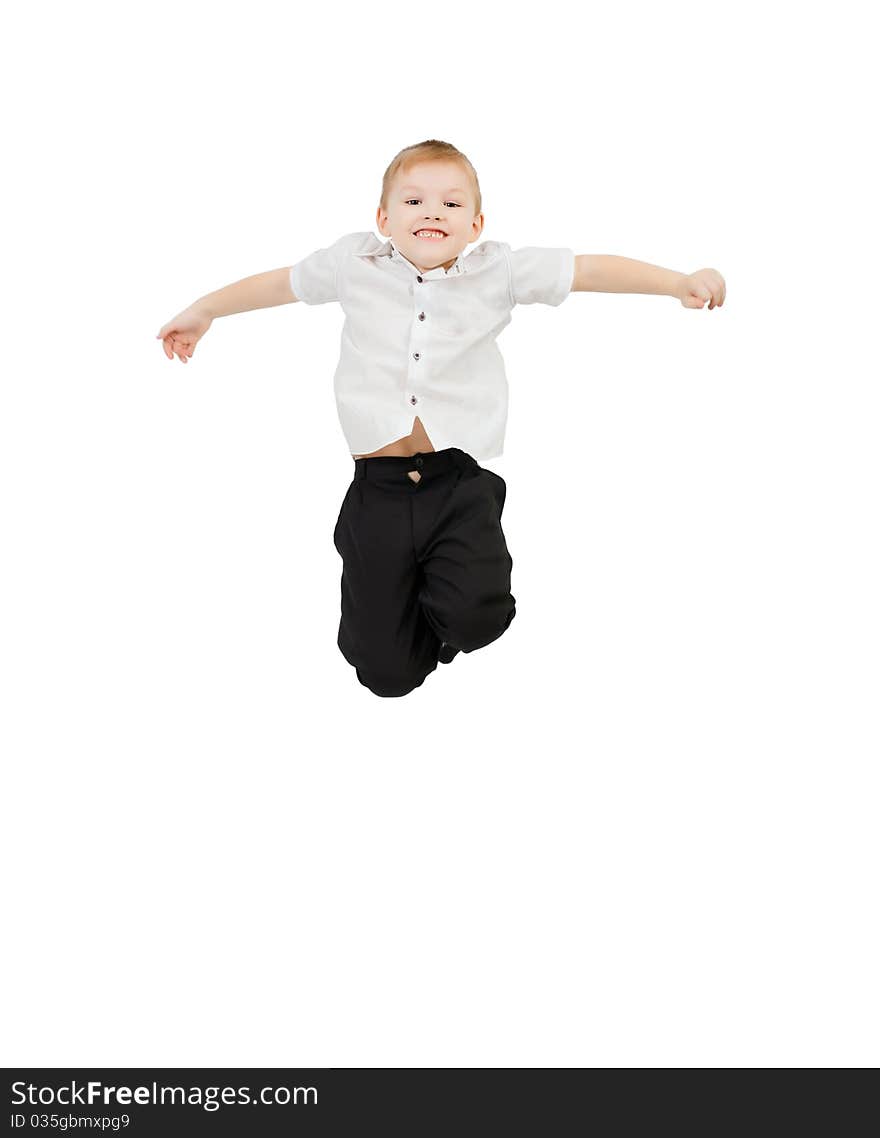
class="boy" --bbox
[157,139,726,698]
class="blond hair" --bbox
[380,139,482,217]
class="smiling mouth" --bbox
[414,230,448,240]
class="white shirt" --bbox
[289,231,575,460]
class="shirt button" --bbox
[418,312,425,320]
[410,395,418,404]
[413,352,420,360]
[416,275,423,283]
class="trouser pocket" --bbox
[333,480,358,550]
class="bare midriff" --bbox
[351,416,436,460]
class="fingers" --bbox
[156,331,193,363]
[156,327,177,361]
[706,269,725,309]
[693,277,726,310]
[156,316,193,362]
[685,269,726,310]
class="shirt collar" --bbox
[354,235,466,278]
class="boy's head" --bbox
[377,140,484,272]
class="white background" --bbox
[2,0,877,1068]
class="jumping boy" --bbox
[156,139,726,698]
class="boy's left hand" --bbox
[677,268,726,309]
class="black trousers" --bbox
[333,447,516,697]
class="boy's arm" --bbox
[572,255,725,309]
[194,267,299,318]
[156,268,299,363]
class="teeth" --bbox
[415,230,446,239]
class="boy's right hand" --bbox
[155,306,213,364]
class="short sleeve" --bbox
[289,235,348,305]
[504,244,575,307]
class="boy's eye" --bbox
[405,199,460,208]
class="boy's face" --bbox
[376,160,484,272]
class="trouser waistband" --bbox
[353,447,476,490]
